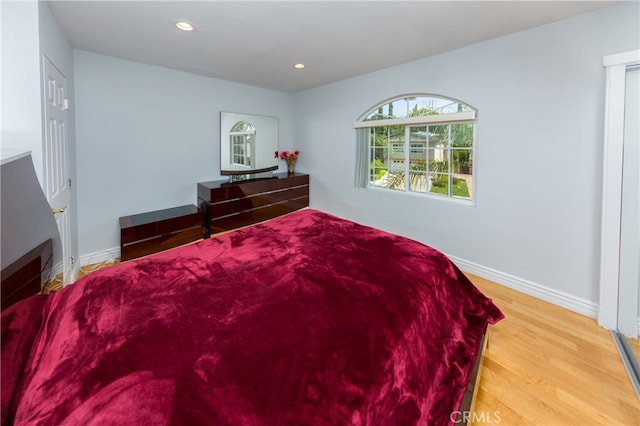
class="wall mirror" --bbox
[220,112,279,175]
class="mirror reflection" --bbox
[230,121,255,167]
[220,112,278,175]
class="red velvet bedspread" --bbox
[1,209,502,425]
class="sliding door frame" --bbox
[599,49,640,331]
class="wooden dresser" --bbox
[119,205,202,261]
[198,173,309,237]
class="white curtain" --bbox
[354,128,369,188]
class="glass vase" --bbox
[286,159,296,175]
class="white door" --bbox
[43,56,73,283]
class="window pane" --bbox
[409,158,427,171]
[408,126,427,180]
[409,123,427,171]
[391,143,404,153]
[452,148,472,175]
[370,165,388,186]
[452,174,472,199]
[389,126,406,191]
[372,147,387,162]
[390,142,404,171]
[410,125,426,140]
[366,100,407,120]
[419,97,470,115]
[371,127,386,145]
[428,148,449,171]
[389,158,405,174]
[428,125,450,147]
[429,173,449,196]
[389,124,404,140]
[364,96,475,121]
[388,175,406,191]
[410,144,426,155]
[388,124,405,175]
[451,123,473,147]
[408,171,428,193]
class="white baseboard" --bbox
[78,246,120,270]
[449,255,600,320]
[48,261,81,286]
[68,262,80,285]
[50,261,63,280]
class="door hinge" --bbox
[63,99,70,110]
[68,178,72,189]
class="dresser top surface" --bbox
[198,173,308,190]
[119,204,199,228]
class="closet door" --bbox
[616,65,640,399]
[618,67,639,340]
[600,50,640,399]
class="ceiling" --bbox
[48,1,622,93]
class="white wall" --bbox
[71,2,638,314]
[1,1,43,183]
[0,1,77,270]
[293,2,639,307]
[73,51,294,257]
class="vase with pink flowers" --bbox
[275,150,300,175]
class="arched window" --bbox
[354,94,477,201]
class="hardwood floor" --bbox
[45,265,638,424]
[469,274,640,426]
[43,259,120,294]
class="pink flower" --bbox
[276,150,300,162]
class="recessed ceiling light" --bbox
[293,63,305,69]
[175,21,195,32]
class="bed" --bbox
[1,209,503,425]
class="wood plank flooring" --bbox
[43,260,120,294]
[469,274,640,426]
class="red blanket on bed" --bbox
[2,209,502,425]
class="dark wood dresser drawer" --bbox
[119,204,202,261]
[1,239,52,311]
[198,173,309,237]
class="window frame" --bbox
[354,94,477,204]
[229,121,256,167]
